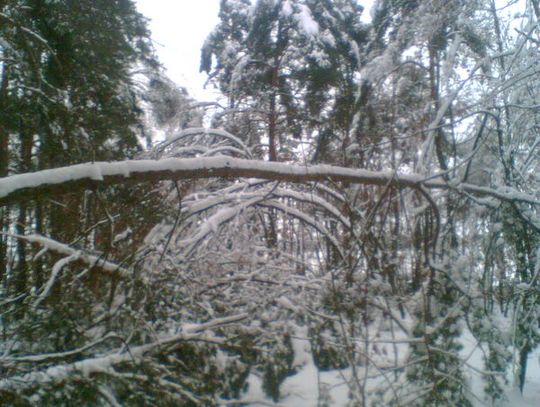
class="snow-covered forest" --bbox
[1,0,540,405]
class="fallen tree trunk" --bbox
[0,156,538,207]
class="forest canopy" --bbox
[1,0,540,406]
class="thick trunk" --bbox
[2,157,536,208]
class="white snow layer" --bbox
[2,156,538,206]
[0,156,421,200]
[296,4,319,36]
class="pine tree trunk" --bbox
[14,204,27,294]
[268,88,278,162]
[0,63,8,285]
[14,130,33,294]
[34,202,44,289]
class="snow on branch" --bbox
[155,127,252,158]
[0,313,248,393]
[0,156,538,207]
[8,234,129,279]
[0,157,416,206]
[182,186,349,228]
[32,252,79,309]
[0,333,121,365]
[178,197,263,256]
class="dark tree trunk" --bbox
[15,203,27,294]
[268,84,278,162]
[34,202,44,289]
[518,343,530,394]
[14,130,33,294]
[0,57,9,285]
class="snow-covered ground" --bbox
[242,330,540,406]
[461,330,540,407]
[497,354,540,407]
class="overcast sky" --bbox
[135,0,221,100]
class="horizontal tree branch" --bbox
[0,156,537,207]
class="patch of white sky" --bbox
[135,0,221,101]
[135,0,375,102]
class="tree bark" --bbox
[518,343,530,394]
[14,130,33,294]
[0,62,8,285]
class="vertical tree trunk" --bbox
[531,0,540,20]
[34,202,44,289]
[428,45,448,174]
[268,76,278,162]
[14,130,33,294]
[518,343,530,394]
[265,62,280,247]
[0,62,8,285]
[14,204,27,294]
